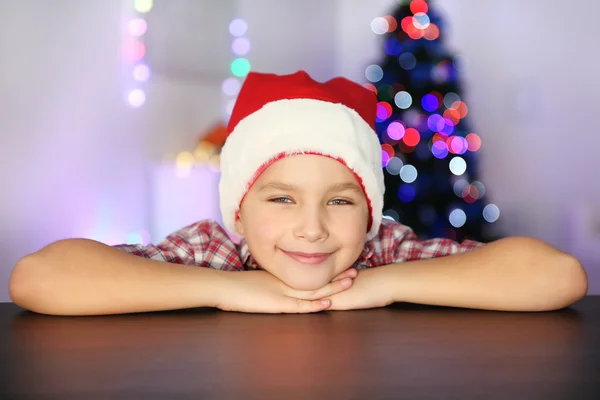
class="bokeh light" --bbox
[387,121,406,140]
[466,133,482,151]
[377,102,393,121]
[363,83,378,94]
[371,17,389,35]
[132,63,151,81]
[381,151,390,168]
[403,128,421,146]
[365,64,384,82]
[394,91,413,109]
[398,184,416,202]
[483,204,501,223]
[381,143,395,159]
[386,157,404,175]
[229,18,248,37]
[401,16,413,32]
[453,179,468,197]
[432,60,454,82]
[222,77,242,96]
[176,151,195,168]
[134,0,153,13]
[440,118,455,136]
[385,37,403,56]
[427,114,445,132]
[424,24,440,40]
[122,39,146,61]
[231,58,251,77]
[449,157,467,175]
[400,164,418,183]
[128,18,147,37]
[383,209,400,222]
[384,16,398,32]
[422,93,439,112]
[403,109,421,128]
[398,52,417,70]
[127,230,151,245]
[410,0,429,14]
[471,181,486,198]
[127,89,146,108]
[405,23,424,40]
[462,184,480,203]
[451,100,469,118]
[448,136,468,154]
[232,37,251,56]
[431,140,449,159]
[444,92,461,108]
[412,12,430,29]
[443,108,461,125]
[449,209,467,228]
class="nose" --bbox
[293,204,329,242]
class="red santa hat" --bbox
[219,70,385,240]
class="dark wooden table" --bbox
[1,298,599,399]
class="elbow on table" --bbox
[537,249,588,311]
[505,236,588,311]
[517,257,588,312]
[561,253,588,306]
[9,244,67,315]
[9,254,41,312]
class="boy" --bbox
[9,71,588,316]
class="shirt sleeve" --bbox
[374,220,484,265]
[112,220,244,270]
[113,232,196,264]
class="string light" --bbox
[112,0,155,245]
[173,16,252,176]
[223,18,252,117]
[123,0,153,108]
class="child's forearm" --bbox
[9,239,224,316]
[383,237,588,311]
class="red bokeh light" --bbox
[381,143,395,159]
[410,0,429,14]
[384,16,398,32]
[466,133,482,151]
[424,23,440,40]
[122,39,146,61]
[403,128,421,146]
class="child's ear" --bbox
[235,214,245,236]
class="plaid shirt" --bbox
[113,219,483,270]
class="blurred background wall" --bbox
[1,0,599,300]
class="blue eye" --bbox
[329,199,352,205]
[269,197,293,203]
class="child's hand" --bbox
[324,267,395,311]
[215,269,355,313]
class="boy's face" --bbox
[235,154,369,290]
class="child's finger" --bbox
[287,277,353,300]
[283,298,331,313]
[331,268,357,282]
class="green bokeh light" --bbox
[231,58,251,77]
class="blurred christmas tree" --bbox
[366,0,500,242]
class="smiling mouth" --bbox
[282,250,333,265]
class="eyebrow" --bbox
[257,181,363,194]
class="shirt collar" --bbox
[238,239,260,270]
